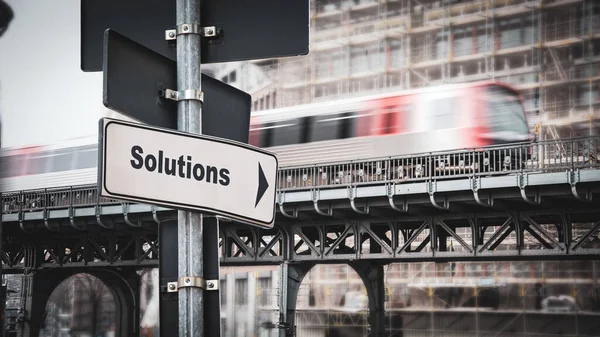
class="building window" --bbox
[221,280,227,305]
[257,277,272,306]
[235,279,247,305]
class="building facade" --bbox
[207,0,600,141]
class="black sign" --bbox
[103,29,251,143]
[0,0,14,38]
[82,0,310,72]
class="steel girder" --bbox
[222,209,600,265]
[1,162,599,271]
[1,216,162,273]
[222,170,600,264]
[10,211,598,270]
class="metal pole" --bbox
[176,0,204,335]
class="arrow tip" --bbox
[255,162,269,208]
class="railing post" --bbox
[571,137,575,171]
[428,154,433,179]
[520,143,525,173]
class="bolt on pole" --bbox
[176,0,204,335]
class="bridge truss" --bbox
[2,136,599,337]
[1,136,598,272]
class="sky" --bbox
[0,0,131,148]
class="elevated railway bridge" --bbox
[1,136,599,336]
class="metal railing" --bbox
[2,136,599,214]
[277,136,599,191]
[2,185,120,214]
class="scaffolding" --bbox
[241,0,600,141]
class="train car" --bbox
[0,136,98,193]
[0,81,531,193]
[249,80,531,167]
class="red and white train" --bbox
[249,80,532,167]
[0,81,532,192]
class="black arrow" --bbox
[255,162,269,208]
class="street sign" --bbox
[84,0,309,334]
[81,0,310,72]
[102,29,251,142]
[98,118,278,228]
[81,0,174,72]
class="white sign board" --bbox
[98,118,278,228]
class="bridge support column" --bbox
[159,220,179,337]
[278,262,314,337]
[350,262,386,337]
[16,273,34,337]
[15,242,45,337]
[108,269,141,337]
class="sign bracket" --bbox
[165,24,220,40]
[167,278,219,292]
[160,88,205,103]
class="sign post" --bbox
[87,0,308,335]
[97,117,279,335]
[175,0,205,336]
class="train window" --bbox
[309,115,337,142]
[308,112,355,142]
[259,124,273,147]
[270,118,309,146]
[0,157,8,178]
[49,151,75,173]
[383,109,395,133]
[339,112,356,139]
[399,102,413,132]
[486,86,528,135]
[0,155,21,178]
[353,110,372,137]
[24,154,51,175]
[430,97,459,130]
[249,126,261,147]
[73,147,98,170]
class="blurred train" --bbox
[250,80,531,166]
[0,81,532,193]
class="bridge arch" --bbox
[284,262,385,336]
[41,273,116,336]
[22,268,140,337]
